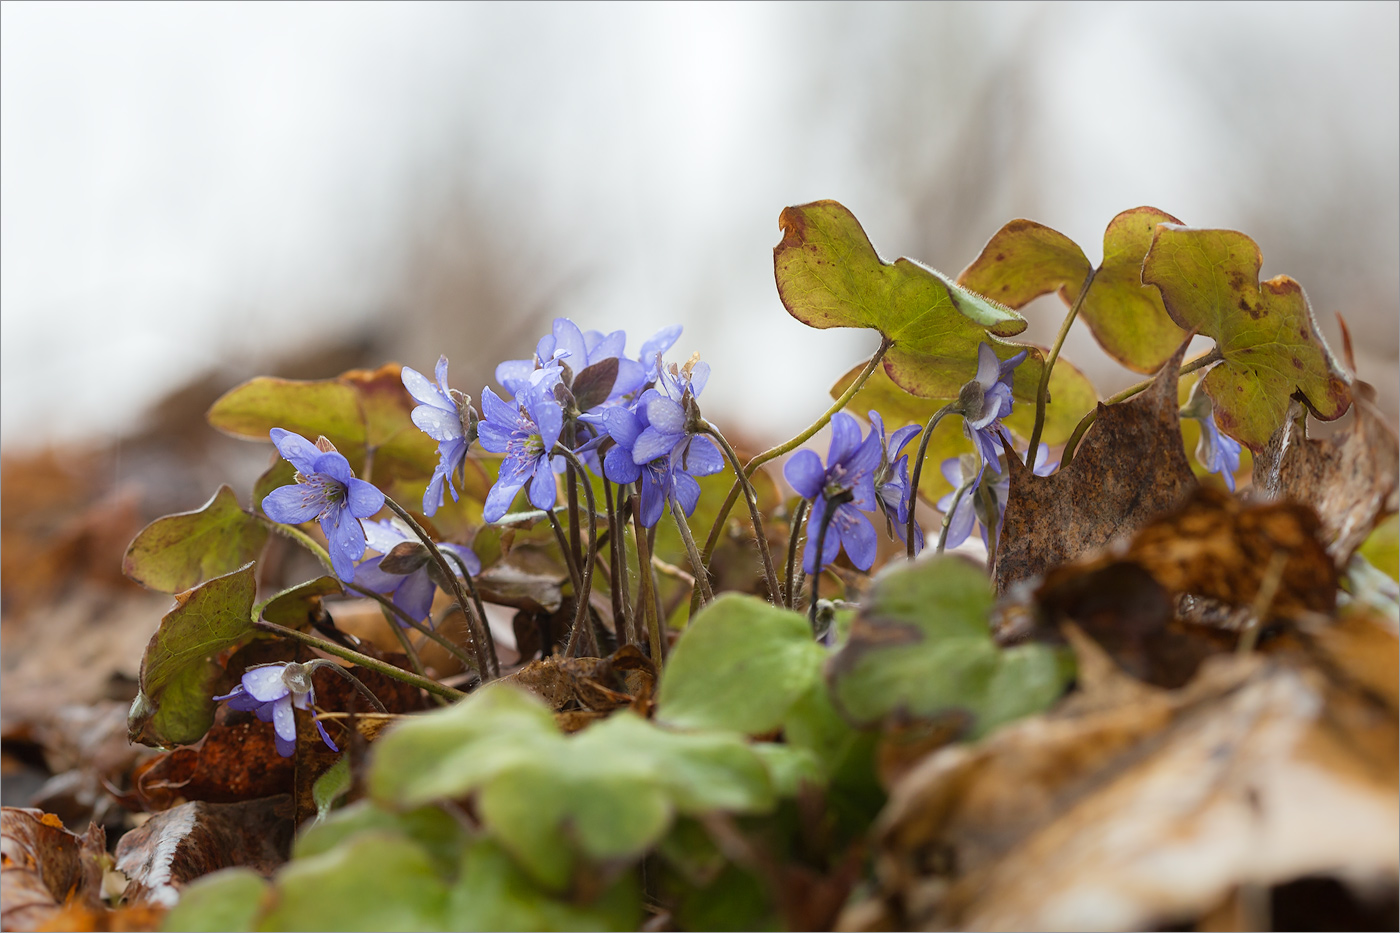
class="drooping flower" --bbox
[262,429,385,582]
[959,342,1027,473]
[937,443,1056,551]
[353,519,482,624]
[214,662,337,758]
[784,412,882,574]
[868,410,924,554]
[476,383,564,522]
[1180,383,1243,492]
[402,356,479,516]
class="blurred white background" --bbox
[3,1,1396,452]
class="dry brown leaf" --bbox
[1253,391,1399,568]
[996,340,1197,592]
[854,631,1398,931]
[499,644,656,714]
[0,809,105,932]
[113,796,292,909]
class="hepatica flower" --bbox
[354,519,481,624]
[214,662,337,758]
[1181,382,1243,492]
[477,384,563,522]
[784,412,882,574]
[262,429,385,582]
[938,444,1055,551]
[959,342,1027,472]
[869,411,923,554]
[402,356,479,516]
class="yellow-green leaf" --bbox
[123,485,268,594]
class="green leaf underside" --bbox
[369,685,774,890]
[123,485,268,593]
[656,594,826,735]
[827,556,1072,737]
[160,868,269,933]
[128,563,259,748]
[1143,225,1352,451]
[774,200,1048,399]
[958,207,1189,374]
[207,364,437,485]
[312,754,353,825]
[258,575,342,628]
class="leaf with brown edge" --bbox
[0,808,102,932]
[774,200,1046,401]
[995,340,1198,593]
[1142,225,1352,451]
[1253,396,1399,569]
[1125,485,1338,619]
[959,208,1190,374]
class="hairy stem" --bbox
[602,477,630,646]
[809,492,850,628]
[382,497,498,679]
[554,445,600,659]
[254,620,466,700]
[670,498,714,606]
[344,580,477,674]
[935,477,975,555]
[906,404,959,558]
[303,659,389,713]
[631,500,664,664]
[1060,347,1223,468]
[700,337,893,567]
[784,497,809,610]
[1027,266,1096,457]
[700,422,781,602]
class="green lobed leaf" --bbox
[774,200,1047,401]
[311,754,352,827]
[160,867,269,933]
[655,593,826,735]
[827,556,1073,737]
[127,563,260,748]
[208,362,438,488]
[369,684,774,891]
[257,831,450,931]
[257,575,342,629]
[958,207,1189,373]
[1142,224,1352,451]
[123,485,268,593]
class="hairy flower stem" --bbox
[345,579,477,673]
[564,424,584,577]
[935,478,976,555]
[809,491,852,628]
[699,422,782,602]
[700,337,892,569]
[383,497,498,679]
[631,498,664,664]
[1059,347,1224,468]
[1027,267,1096,457]
[254,620,466,700]
[905,404,959,558]
[784,498,810,610]
[670,498,714,606]
[302,659,389,713]
[554,445,600,659]
[440,550,493,664]
[602,478,632,646]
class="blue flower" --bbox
[1181,384,1243,492]
[477,384,564,522]
[960,342,1027,473]
[496,318,683,409]
[353,519,482,624]
[601,400,724,527]
[938,443,1056,550]
[262,429,385,582]
[403,356,478,516]
[868,411,924,554]
[214,662,337,758]
[784,412,882,574]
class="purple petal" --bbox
[631,426,678,465]
[412,406,462,443]
[352,559,403,595]
[889,424,921,457]
[393,569,437,622]
[672,471,701,516]
[345,477,385,519]
[528,459,557,510]
[836,508,877,571]
[784,449,826,500]
[362,519,407,555]
[639,325,682,366]
[434,356,451,395]
[263,484,325,524]
[476,420,513,453]
[637,470,665,528]
[254,701,276,724]
[612,359,647,398]
[483,476,527,522]
[494,360,535,399]
[269,429,323,474]
[645,396,686,434]
[827,413,860,468]
[943,495,976,549]
[605,446,642,484]
[323,508,367,581]
[998,348,1029,380]
[315,719,339,753]
[441,542,481,576]
[688,361,710,397]
[552,318,588,368]
[312,452,354,486]
[530,394,564,454]
[226,691,265,714]
[243,665,290,703]
[603,406,642,449]
[678,436,723,476]
[867,409,886,441]
[402,365,452,412]
[974,343,1000,388]
[274,730,296,758]
[480,386,518,427]
[589,329,626,362]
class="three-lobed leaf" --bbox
[1142,225,1352,450]
[774,200,1046,400]
[827,556,1073,737]
[128,563,260,748]
[959,207,1188,374]
[123,485,268,593]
